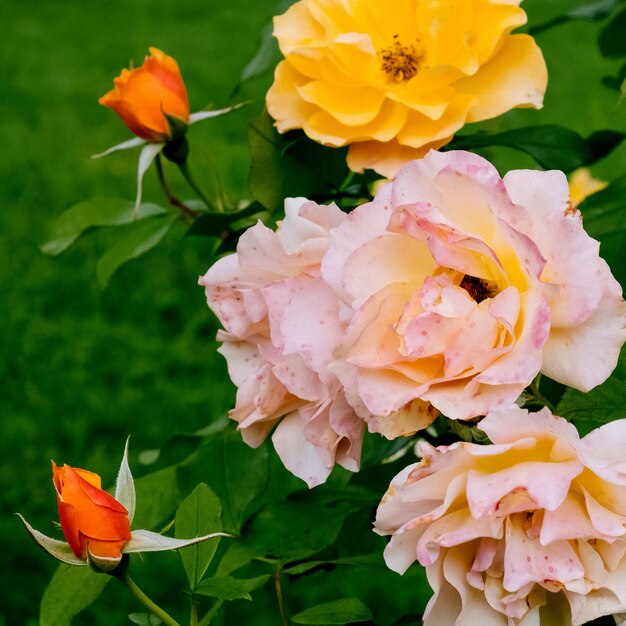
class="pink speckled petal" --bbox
[479,406,580,447]
[475,290,549,386]
[280,279,343,374]
[322,192,393,304]
[466,459,582,519]
[503,516,584,593]
[579,419,626,485]
[272,412,332,488]
[542,273,626,391]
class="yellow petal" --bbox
[346,138,449,177]
[459,34,547,123]
[304,99,408,145]
[298,80,385,125]
[267,62,318,132]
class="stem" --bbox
[178,160,220,212]
[528,375,555,412]
[118,572,181,626]
[339,170,355,192]
[198,599,224,626]
[155,154,198,222]
[190,603,199,626]
[275,565,289,626]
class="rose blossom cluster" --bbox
[201,149,626,488]
[375,406,626,625]
[200,198,365,487]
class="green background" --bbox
[1,0,624,623]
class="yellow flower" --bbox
[568,167,608,207]
[267,0,548,177]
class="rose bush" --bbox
[99,47,189,142]
[266,0,547,177]
[199,198,364,487]
[374,406,626,625]
[321,150,626,432]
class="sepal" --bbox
[123,528,233,553]
[163,112,188,142]
[17,514,84,566]
[188,102,248,125]
[115,437,136,523]
[87,546,124,573]
[92,137,147,160]
[135,143,165,210]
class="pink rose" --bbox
[199,198,364,487]
[374,406,626,625]
[322,150,625,432]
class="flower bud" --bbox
[52,461,131,563]
[99,47,190,142]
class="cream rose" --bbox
[375,407,626,624]
[266,0,547,177]
[322,150,626,435]
[199,198,364,487]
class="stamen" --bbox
[380,36,421,82]
[459,275,497,303]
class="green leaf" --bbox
[528,0,622,35]
[556,350,626,436]
[96,214,178,288]
[232,0,294,93]
[41,199,167,256]
[178,429,269,533]
[291,598,373,625]
[449,125,625,173]
[128,614,162,625]
[600,7,626,58]
[185,202,266,237]
[248,110,350,212]
[448,126,590,173]
[602,63,626,92]
[585,130,625,164]
[283,554,385,576]
[217,498,365,575]
[175,483,222,592]
[579,174,626,288]
[132,465,180,531]
[195,574,271,601]
[235,23,280,89]
[446,418,491,444]
[40,565,110,626]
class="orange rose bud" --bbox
[51,461,131,561]
[99,47,190,142]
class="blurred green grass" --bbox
[1,0,625,623]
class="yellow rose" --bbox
[267,0,548,177]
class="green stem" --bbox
[190,603,199,626]
[118,572,182,626]
[275,565,289,626]
[155,154,198,222]
[178,160,220,212]
[528,375,555,412]
[198,599,224,626]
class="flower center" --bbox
[380,36,422,82]
[459,275,497,303]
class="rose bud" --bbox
[52,461,131,563]
[19,441,231,573]
[99,47,190,142]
